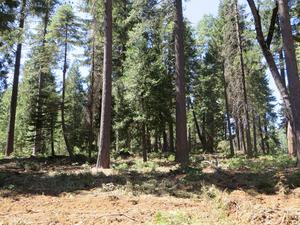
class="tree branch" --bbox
[247,0,293,120]
[266,4,278,48]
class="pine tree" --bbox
[5,0,26,156]
[96,0,113,168]
[47,4,81,157]
[65,62,86,151]
[174,0,188,166]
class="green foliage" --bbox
[65,62,87,150]
[132,160,159,172]
[217,140,230,153]
[226,154,296,172]
[154,211,193,225]
[47,4,81,47]
[113,162,129,171]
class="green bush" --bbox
[132,160,159,172]
[113,162,129,170]
[217,140,230,153]
[154,211,193,225]
[226,154,296,172]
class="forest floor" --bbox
[0,153,299,225]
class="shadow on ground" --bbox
[0,155,299,197]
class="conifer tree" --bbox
[48,4,81,157]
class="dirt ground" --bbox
[0,155,299,225]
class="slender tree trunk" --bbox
[154,132,159,152]
[235,117,241,151]
[192,108,207,151]
[168,120,174,152]
[234,0,252,157]
[163,126,168,152]
[51,117,55,157]
[252,111,258,155]
[258,115,266,154]
[174,0,188,166]
[5,0,26,157]
[89,20,96,159]
[141,123,147,162]
[247,0,297,160]
[96,0,113,169]
[278,0,300,166]
[146,126,151,154]
[241,122,246,154]
[222,64,234,156]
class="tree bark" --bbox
[88,16,96,159]
[278,47,296,156]
[278,0,300,165]
[258,115,266,154]
[51,116,55,157]
[252,111,258,154]
[247,0,293,128]
[235,117,241,151]
[163,125,168,152]
[240,121,246,154]
[287,122,297,156]
[174,0,188,166]
[5,0,26,157]
[96,0,113,168]
[168,120,174,152]
[141,123,147,162]
[191,107,207,151]
[234,0,252,157]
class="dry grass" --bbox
[0,154,299,224]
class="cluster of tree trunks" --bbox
[247,0,300,167]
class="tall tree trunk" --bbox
[51,116,55,157]
[235,117,241,151]
[258,115,266,154]
[88,18,96,159]
[287,122,297,156]
[61,30,73,158]
[247,0,299,164]
[240,122,246,154]
[146,126,151,154]
[168,120,174,152]
[278,48,296,156]
[96,0,113,169]
[191,108,207,151]
[264,115,270,154]
[278,0,300,165]
[252,111,258,154]
[222,64,234,156]
[154,131,159,152]
[141,123,147,162]
[163,125,168,152]
[174,0,188,166]
[5,0,26,157]
[234,0,252,157]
